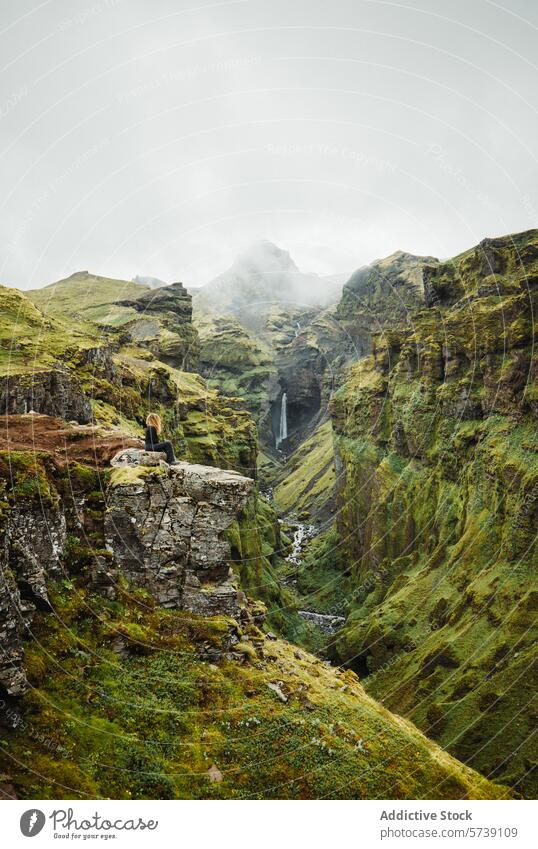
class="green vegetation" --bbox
[0,450,55,504]
[27,271,148,324]
[0,284,98,376]
[295,527,349,615]
[331,229,538,797]
[0,577,511,800]
[273,420,336,521]
[1,231,536,800]
[196,314,277,423]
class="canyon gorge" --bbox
[0,229,536,799]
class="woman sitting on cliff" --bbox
[144,413,179,465]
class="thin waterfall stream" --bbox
[276,391,288,447]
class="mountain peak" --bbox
[231,240,299,275]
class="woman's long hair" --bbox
[146,412,162,434]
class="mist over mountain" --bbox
[132,274,167,289]
[194,240,347,329]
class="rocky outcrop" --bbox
[118,281,200,371]
[0,368,92,423]
[0,495,65,705]
[120,281,193,322]
[105,454,254,616]
[0,437,256,708]
[336,250,439,354]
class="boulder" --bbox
[110,447,167,467]
[105,459,254,616]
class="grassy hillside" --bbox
[27,271,148,326]
[0,443,510,800]
[0,283,98,376]
[0,577,510,800]
[330,229,538,796]
[273,420,337,521]
[29,273,199,371]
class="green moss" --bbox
[0,450,54,503]
[27,272,149,319]
[109,465,166,488]
[0,582,511,800]
[330,229,538,797]
[227,493,284,605]
[0,284,101,376]
[273,420,336,519]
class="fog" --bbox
[0,0,536,291]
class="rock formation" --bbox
[336,250,439,354]
[0,442,257,704]
[106,450,254,616]
[0,368,93,423]
[0,484,65,704]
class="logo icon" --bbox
[20,809,46,837]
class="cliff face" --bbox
[0,441,256,704]
[336,250,439,355]
[0,462,65,702]
[0,443,510,800]
[106,452,253,616]
[117,280,200,371]
[330,229,538,795]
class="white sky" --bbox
[0,0,536,290]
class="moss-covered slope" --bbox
[27,271,148,325]
[0,283,99,377]
[330,229,538,796]
[196,312,278,433]
[29,272,200,372]
[336,250,439,355]
[273,420,337,522]
[0,580,510,800]
[0,440,510,800]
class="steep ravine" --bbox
[237,230,538,797]
[329,229,538,797]
[0,423,507,800]
[0,233,534,799]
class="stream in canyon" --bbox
[282,520,345,636]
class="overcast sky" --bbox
[0,0,536,290]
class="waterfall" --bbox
[294,321,301,337]
[276,392,288,447]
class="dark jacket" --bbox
[144,425,159,450]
